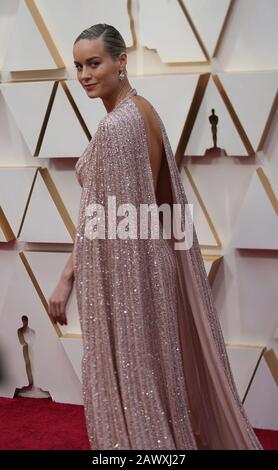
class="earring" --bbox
[119,69,125,81]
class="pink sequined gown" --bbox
[73,88,263,450]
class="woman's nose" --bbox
[81,65,91,79]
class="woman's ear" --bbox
[119,52,127,69]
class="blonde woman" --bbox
[49,24,263,451]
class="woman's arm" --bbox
[48,251,74,325]
[60,251,74,282]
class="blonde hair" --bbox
[74,23,126,60]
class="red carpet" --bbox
[0,397,90,450]
[0,397,277,450]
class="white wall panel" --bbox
[19,170,73,243]
[0,81,53,155]
[217,0,278,71]
[0,89,34,164]
[35,0,133,66]
[66,79,106,137]
[2,0,58,71]
[38,82,89,158]
[138,0,205,63]
[226,345,264,401]
[60,337,83,383]
[232,169,278,250]
[186,155,257,246]
[47,165,82,227]
[180,167,220,247]
[219,71,278,151]
[0,167,37,236]
[244,356,278,430]
[184,0,231,57]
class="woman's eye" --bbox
[75,63,99,70]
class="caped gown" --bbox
[73,87,263,450]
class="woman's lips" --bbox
[84,84,97,90]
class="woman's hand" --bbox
[48,276,74,326]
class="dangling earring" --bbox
[119,68,125,81]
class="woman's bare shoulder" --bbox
[130,94,162,139]
[131,94,154,113]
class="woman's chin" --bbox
[87,90,98,98]
[84,85,99,96]
[87,90,99,98]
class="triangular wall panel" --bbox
[219,71,278,151]
[231,168,278,249]
[38,82,89,157]
[138,0,206,63]
[2,0,58,71]
[66,79,106,137]
[0,82,54,155]
[184,0,231,57]
[244,354,278,430]
[0,167,37,237]
[226,345,264,402]
[19,170,73,243]
[180,167,221,248]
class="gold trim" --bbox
[242,346,266,403]
[0,206,15,241]
[35,80,91,156]
[213,0,234,57]
[258,91,278,151]
[177,0,209,60]
[0,165,39,168]
[60,81,91,141]
[127,0,137,52]
[225,343,265,404]
[179,0,234,60]
[39,168,76,241]
[203,254,223,286]
[17,168,39,237]
[137,0,208,66]
[140,50,209,67]
[182,167,222,248]
[62,333,82,339]
[19,251,62,337]
[34,80,58,156]
[7,70,67,81]
[264,348,278,388]
[213,75,255,155]
[256,167,278,216]
[25,0,65,68]
[226,344,265,349]
[176,73,210,167]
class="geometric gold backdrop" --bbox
[0,0,277,429]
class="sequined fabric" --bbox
[73,88,263,450]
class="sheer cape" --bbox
[73,87,262,450]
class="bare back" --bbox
[131,95,163,193]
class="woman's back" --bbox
[130,95,163,194]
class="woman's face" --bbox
[73,37,126,99]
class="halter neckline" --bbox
[110,87,138,113]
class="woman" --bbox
[49,24,263,450]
